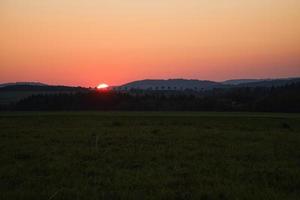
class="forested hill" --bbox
[234,78,300,87]
[0,82,47,88]
[0,85,88,92]
[0,84,90,105]
[116,77,300,91]
[118,79,224,90]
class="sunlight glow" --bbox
[97,83,109,89]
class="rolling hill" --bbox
[117,77,300,91]
[0,82,48,88]
[0,84,89,105]
[1,77,299,105]
[117,79,225,91]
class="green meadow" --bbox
[0,112,300,199]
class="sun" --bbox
[97,83,109,89]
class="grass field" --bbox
[0,112,300,200]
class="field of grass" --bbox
[0,112,300,199]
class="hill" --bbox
[117,77,300,91]
[222,79,268,85]
[0,84,87,92]
[236,78,300,87]
[0,84,89,105]
[117,79,225,91]
[1,77,300,105]
[0,82,48,88]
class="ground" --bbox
[0,112,300,200]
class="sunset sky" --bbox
[1,0,300,87]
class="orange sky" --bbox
[1,0,300,87]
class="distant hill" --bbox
[236,78,300,87]
[223,78,300,86]
[1,77,300,105]
[222,79,269,85]
[117,79,225,91]
[116,77,300,91]
[0,82,48,88]
[0,84,87,92]
[0,84,89,105]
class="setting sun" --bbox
[97,83,109,89]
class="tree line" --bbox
[2,82,300,112]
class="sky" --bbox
[1,0,300,87]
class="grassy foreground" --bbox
[0,112,300,200]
